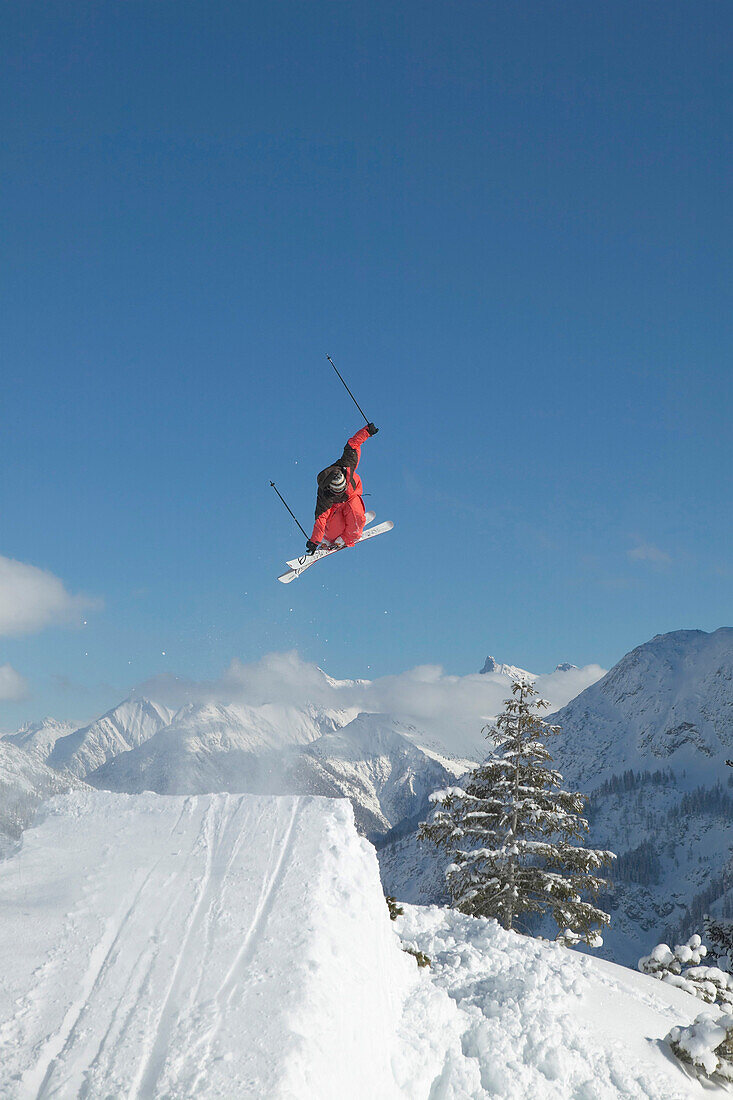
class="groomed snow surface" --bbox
[0,792,728,1099]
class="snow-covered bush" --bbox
[402,945,431,968]
[555,927,604,948]
[419,678,615,945]
[668,1011,733,1081]
[638,935,733,1007]
[386,895,404,921]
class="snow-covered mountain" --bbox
[3,716,77,761]
[547,627,733,966]
[3,687,466,842]
[0,678,468,840]
[479,655,533,678]
[82,698,346,789]
[549,628,733,786]
[282,715,471,837]
[86,708,469,839]
[45,697,176,778]
[0,738,80,842]
[479,656,578,677]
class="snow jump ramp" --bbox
[0,791,427,1099]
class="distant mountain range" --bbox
[3,631,730,967]
[1,683,471,842]
[5,716,77,761]
[479,655,578,677]
[2,656,551,841]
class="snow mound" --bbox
[397,904,729,1098]
[0,790,458,1099]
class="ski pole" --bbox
[270,481,309,540]
[326,355,370,424]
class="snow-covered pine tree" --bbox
[639,935,733,1007]
[704,915,733,972]
[419,678,615,945]
[668,1012,733,1082]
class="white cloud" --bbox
[628,542,672,565]
[0,664,29,702]
[0,556,101,636]
[135,651,607,759]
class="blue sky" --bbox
[1,1,731,726]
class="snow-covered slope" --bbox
[46,697,176,778]
[87,710,468,839]
[549,628,733,785]
[547,628,733,965]
[3,717,77,762]
[378,827,451,907]
[396,904,729,1098]
[0,739,78,841]
[0,790,726,1098]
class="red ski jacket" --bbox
[311,426,372,547]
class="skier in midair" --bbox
[305,423,379,554]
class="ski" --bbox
[284,512,376,570]
[277,521,393,584]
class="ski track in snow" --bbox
[0,794,327,1099]
[0,791,438,1100]
[174,798,300,1095]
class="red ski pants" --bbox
[323,497,366,546]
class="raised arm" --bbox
[339,423,379,472]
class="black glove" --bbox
[306,539,320,554]
[366,422,379,436]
